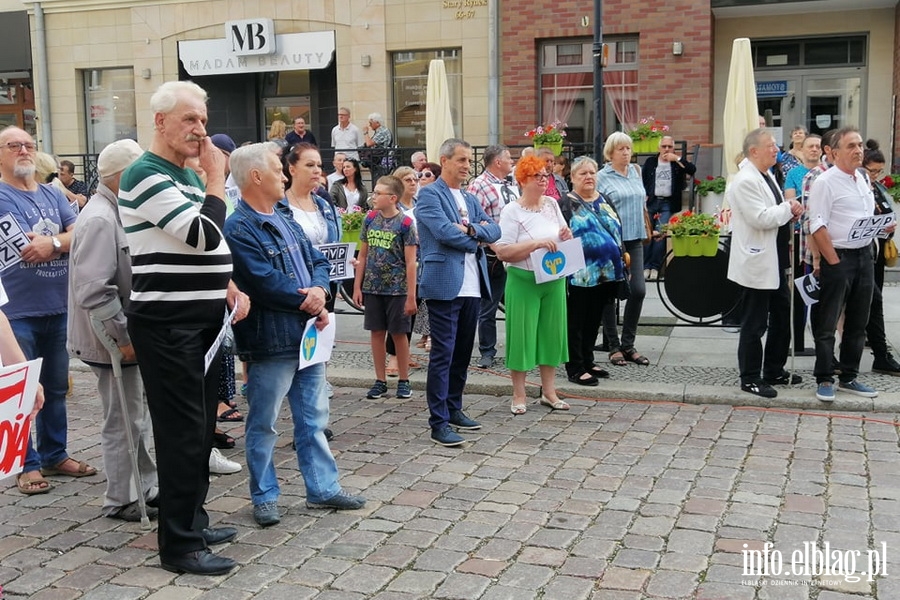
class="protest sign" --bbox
[531,237,586,284]
[848,213,895,242]
[0,358,43,478]
[0,214,31,272]
[316,242,356,281]
[298,313,336,370]
[794,273,820,306]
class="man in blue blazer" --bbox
[416,138,501,446]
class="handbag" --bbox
[884,238,898,267]
[643,208,653,246]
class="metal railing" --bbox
[60,140,695,196]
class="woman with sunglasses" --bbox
[492,155,572,414]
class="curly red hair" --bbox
[514,155,547,187]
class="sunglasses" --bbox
[418,171,434,179]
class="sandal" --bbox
[609,351,627,367]
[567,371,599,387]
[213,431,235,449]
[16,471,52,495]
[622,348,650,366]
[588,365,611,379]
[41,458,98,478]
[217,407,244,422]
[540,396,570,411]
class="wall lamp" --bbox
[672,42,684,56]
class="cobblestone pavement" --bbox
[2,369,900,599]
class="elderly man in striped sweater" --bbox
[118,81,249,576]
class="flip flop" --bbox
[40,458,97,478]
[17,471,52,495]
[609,351,627,367]
[217,407,244,422]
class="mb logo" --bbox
[226,19,275,56]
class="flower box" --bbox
[672,234,719,257]
[632,138,658,154]
[534,140,563,156]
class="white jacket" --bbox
[726,162,794,290]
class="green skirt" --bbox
[504,266,568,372]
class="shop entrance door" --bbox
[803,75,862,136]
[263,97,310,140]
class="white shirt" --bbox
[807,166,876,249]
[326,172,342,188]
[331,123,363,160]
[451,188,481,297]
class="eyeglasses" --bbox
[660,145,674,149]
[3,141,36,153]
[534,173,550,180]
[866,167,884,177]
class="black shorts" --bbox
[363,294,411,334]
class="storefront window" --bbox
[83,68,136,154]
[392,49,462,148]
[539,38,638,144]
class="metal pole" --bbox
[591,0,603,160]
[33,2,53,152]
[487,0,499,144]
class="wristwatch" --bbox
[51,236,61,251]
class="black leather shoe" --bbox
[160,549,236,575]
[202,527,237,546]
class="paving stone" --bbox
[330,564,397,594]
[497,562,555,589]
[386,569,447,594]
[433,572,491,599]
[596,566,651,591]
[145,586,204,600]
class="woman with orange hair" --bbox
[492,155,573,414]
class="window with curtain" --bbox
[539,37,638,143]
[392,49,463,148]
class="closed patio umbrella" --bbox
[722,38,758,179]
[426,59,456,164]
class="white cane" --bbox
[788,225,796,388]
[89,311,151,530]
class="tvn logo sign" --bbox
[226,19,275,56]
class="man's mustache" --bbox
[185,134,205,142]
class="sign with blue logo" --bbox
[756,81,788,98]
[530,238,586,284]
[297,314,336,370]
[541,251,567,276]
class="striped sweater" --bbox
[118,151,232,328]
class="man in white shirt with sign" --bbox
[808,126,894,402]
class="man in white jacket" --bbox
[727,128,803,398]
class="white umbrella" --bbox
[722,38,758,179]
[426,59,456,164]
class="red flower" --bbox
[694,179,701,186]
[706,175,715,181]
[883,176,895,188]
[669,215,679,224]
[683,211,693,217]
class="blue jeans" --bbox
[245,359,339,505]
[643,207,671,271]
[11,314,69,472]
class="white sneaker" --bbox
[209,448,242,474]
[643,269,651,280]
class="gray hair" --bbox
[603,132,632,161]
[570,155,599,175]
[368,112,383,124]
[742,128,773,157]
[438,138,471,160]
[150,81,207,115]
[230,142,280,189]
[482,144,508,167]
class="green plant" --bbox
[628,116,669,142]
[695,175,726,197]
[664,210,721,237]
[338,205,365,230]
[524,121,567,146]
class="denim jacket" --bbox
[224,200,331,361]
[277,193,343,243]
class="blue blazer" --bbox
[416,178,501,300]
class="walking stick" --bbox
[788,227,796,388]
[89,314,151,530]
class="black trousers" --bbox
[814,246,874,383]
[566,283,615,377]
[737,271,791,384]
[129,320,221,558]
